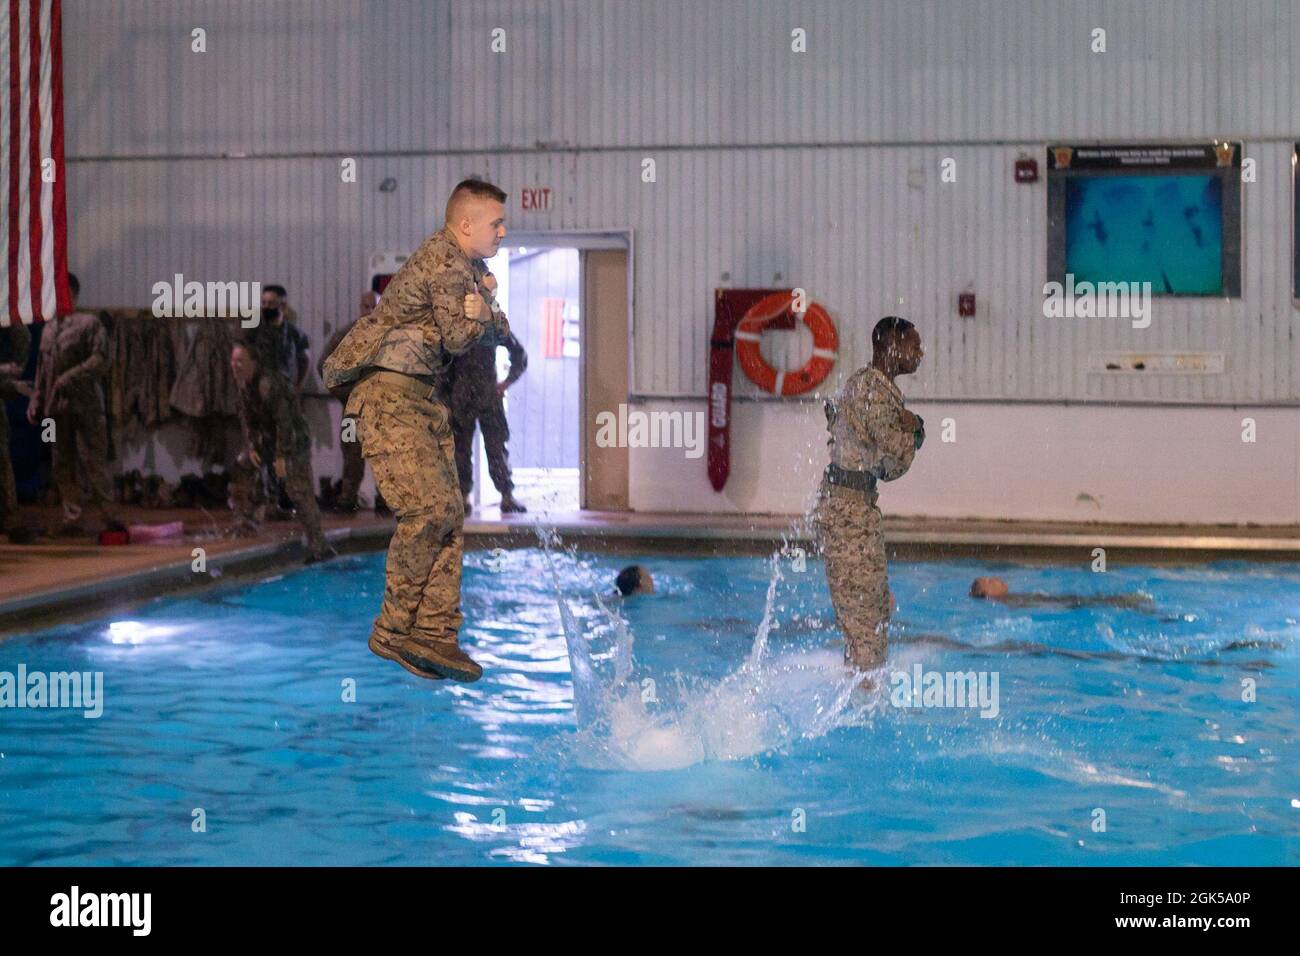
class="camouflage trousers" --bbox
[50,405,117,526]
[0,405,19,531]
[347,375,464,644]
[231,446,327,555]
[813,480,893,670]
[451,398,513,496]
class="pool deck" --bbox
[1,503,1297,635]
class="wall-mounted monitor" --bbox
[1047,143,1242,297]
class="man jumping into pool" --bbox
[813,316,925,673]
[322,179,511,682]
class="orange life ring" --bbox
[734,292,838,396]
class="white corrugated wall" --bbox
[62,0,1300,404]
[69,1,1300,152]
[67,142,1300,402]
[56,0,1300,521]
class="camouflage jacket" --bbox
[30,311,109,418]
[321,226,510,389]
[237,367,311,460]
[318,318,358,400]
[243,312,310,387]
[824,365,921,481]
[449,328,527,412]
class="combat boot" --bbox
[401,634,483,683]
[499,495,527,514]
[367,631,446,681]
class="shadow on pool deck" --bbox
[0,501,1297,637]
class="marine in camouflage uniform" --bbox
[813,317,925,671]
[0,321,33,541]
[322,179,511,683]
[230,343,330,560]
[449,313,527,511]
[245,290,310,392]
[28,309,120,533]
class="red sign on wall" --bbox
[707,288,791,492]
[520,187,553,211]
[541,298,565,357]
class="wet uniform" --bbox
[322,225,510,653]
[812,365,923,670]
[232,366,328,557]
[29,311,118,528]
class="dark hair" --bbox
[871,316,915,352]
[264,284,287,298]
[451,178,507,205]
[66,272,79,297]
[615,565,644,597]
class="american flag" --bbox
[1,0,70,327]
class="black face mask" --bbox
[261,307,279,322]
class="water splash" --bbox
[536,529,866,771]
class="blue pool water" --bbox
[0,544,1296,866]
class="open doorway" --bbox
[475,244,582,513]
[362,233,628,515]
[463,232,631,515]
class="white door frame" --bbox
[474,230,633,513]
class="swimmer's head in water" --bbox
[616,565,654,596]
[970,576,1010,599]
[872,316,923,376]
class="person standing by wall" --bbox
[0,320,34,542]
[229,342,331,561]
[26,274,122,536]
[247,283,310,394]
[449,289,528,514]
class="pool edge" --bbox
[2,517,1297,639]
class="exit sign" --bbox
[520,187,553,211]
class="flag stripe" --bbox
[48,0,65,314]
[15,0,30,324]
[0,2,10,327]
[6,0,21,327]
[2,0,64,327]
[27,0,44,322]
